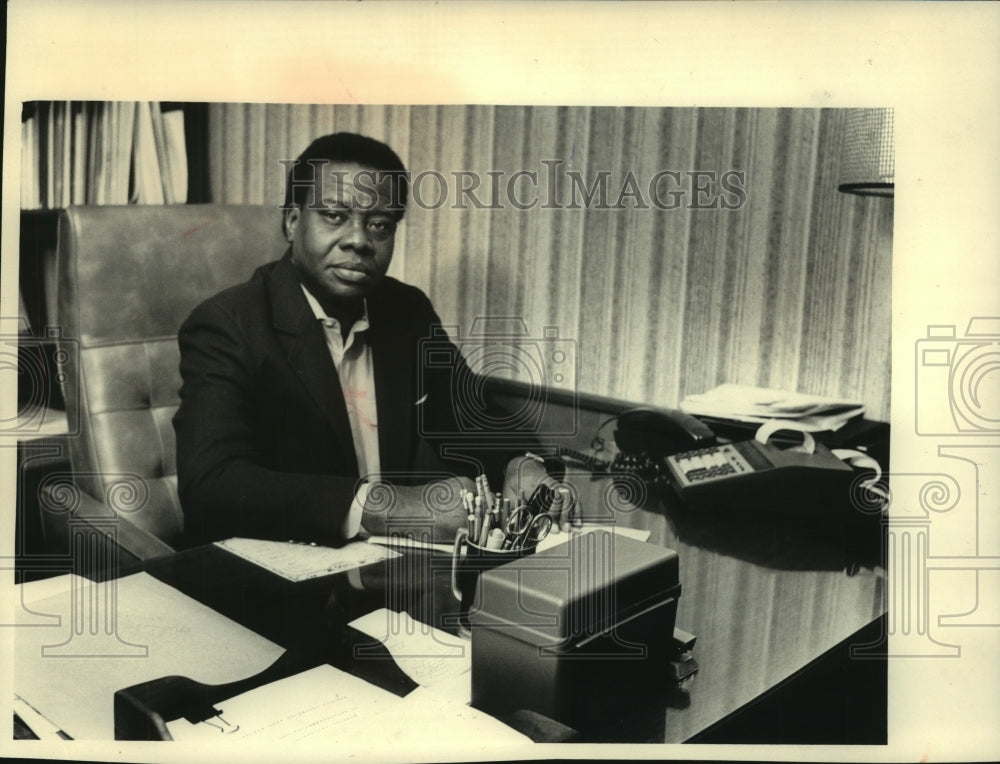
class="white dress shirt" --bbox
[301,285,379,538]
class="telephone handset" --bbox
[611,407,718,489]
[614,408,717,455]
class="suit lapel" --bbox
[269,255,359,474]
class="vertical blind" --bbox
[208,104,892,422]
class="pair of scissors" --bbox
[505,509,552,550]
[519,513,553,549]
[505,506,533,535]
[502,507,553,549]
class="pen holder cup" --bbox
[451,527,537,638]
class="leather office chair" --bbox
[42,205,287,565]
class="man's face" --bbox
[284,161,399,303]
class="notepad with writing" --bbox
[215,537,400,581]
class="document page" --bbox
[215,537,401,581]
[166,665,530,746]
[399,687,531,745]
[165,664,400,741]
[13,571,284,739]
[349,608,471,704]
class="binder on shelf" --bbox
[20,100,188,210]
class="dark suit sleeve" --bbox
[410,291,540,486]
[174,299,356,547]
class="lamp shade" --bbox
[838,108,894,196]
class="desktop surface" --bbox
[131,470,886,744]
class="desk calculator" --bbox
[665,438,855,512]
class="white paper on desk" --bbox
[399,686,530,745]
[366,535,454,554]
[17,573,87,605]
[349,608,471,704]
[535,523,651,552]
[166,665,529,745]
[13,571,284,739]
[11,573,88,628]
[215,537,401,581]
[166,664,399,742]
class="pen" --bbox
[459,490,473,536]
[478,500,495,547]
[473,495,482,543]
[480,474,496,514]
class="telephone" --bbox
[610,407,717,489]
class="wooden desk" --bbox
[129,472,885,744]
[571,475,886,741]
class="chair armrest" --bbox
[40,484,175,569]
[112,509,176,561]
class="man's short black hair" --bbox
[283,132,409,220]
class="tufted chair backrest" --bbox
[55,205,287,547]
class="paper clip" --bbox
[202,708,240,734]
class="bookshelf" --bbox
[15,101,207,569]
[20,101,195,209]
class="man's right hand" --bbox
[502,455,579,532]
[360,476,475,542]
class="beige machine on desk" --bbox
[42,205,285,567]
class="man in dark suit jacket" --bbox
[174,133,543,547]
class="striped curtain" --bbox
[208,104,892,422]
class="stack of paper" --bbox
[680,383,865,432]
